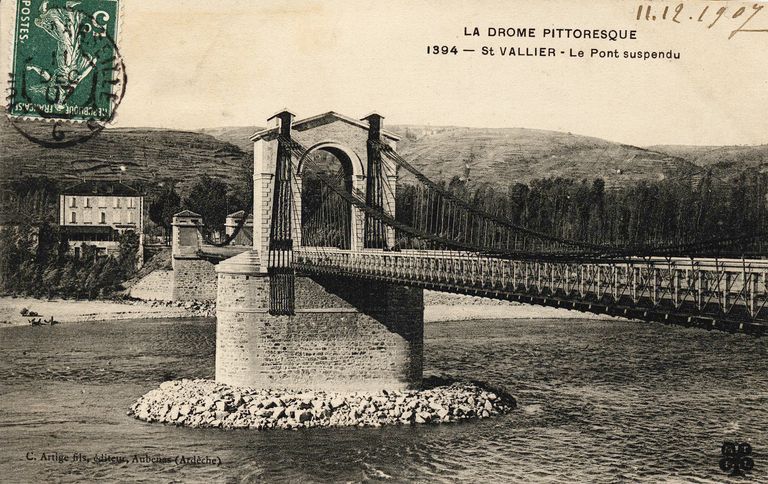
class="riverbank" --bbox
[424,303,617,322]
[0,292,616,327]
[0,296,211,326]
[424,291,617,322]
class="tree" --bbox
[42,264,61,299]
[0,226,35,292]
[8,176,60,224]
[230,157,254,220]
[98,258,122,296]
[36,222,61,266]
[149,183,182,243]
[83,258,106,299]
[117,231,140,277]
[58,261,79,298]
[17,259,37,295]
[183,174,231,237]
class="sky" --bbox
[1,0,767,146]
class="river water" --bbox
[0,316,766,483]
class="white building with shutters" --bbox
[59,180,144,258]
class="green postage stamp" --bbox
[8,0,124,123]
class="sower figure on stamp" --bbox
[25,1,97,105]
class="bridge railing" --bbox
[294,248,768,331]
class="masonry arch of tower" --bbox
[250,111,401,267]
[297,142,361,250]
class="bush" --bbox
[0,225,142,300]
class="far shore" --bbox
[0,294,616,328]
[0,296,199,327]
[424,304,616,323]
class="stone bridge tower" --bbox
[250,110,399,256]
[215,111,424,392]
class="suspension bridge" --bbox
[208,110,766,392]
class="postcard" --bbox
[1,1,766,482]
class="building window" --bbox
[71,211,77,223]
[70,197,77,208]
[84,197,91,208]
[128,198,136,208]
[128,211,135,224]
[114,197,121,208]
[100,212,106,224]
[84,210,92,224]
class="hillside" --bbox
[3,112,765,197]
[0,113,251,195]
[198,126,261,153]
[647,144,768,174]
[389,126,700,188]
[200,124,705,188]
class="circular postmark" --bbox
[5,1,127,148]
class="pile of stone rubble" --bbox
[129,378,515,430]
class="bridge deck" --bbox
[295,249,768,335]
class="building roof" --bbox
[250,111,401,142]
[226,210,253,222]
[62,180,140,196]
[174,209,201,217]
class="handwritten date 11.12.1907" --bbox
[636,2,766,39]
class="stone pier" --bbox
[215,251,424,392]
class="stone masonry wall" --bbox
[216,268,424,392]
[129,269,173,301]
[172,258,218,302]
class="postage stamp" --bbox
[7,0,124,125]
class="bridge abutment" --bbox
[215,251,424,392]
